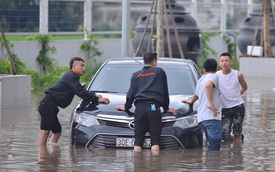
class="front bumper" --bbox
[71,122,203,150]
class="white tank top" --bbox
[217,69,244,108]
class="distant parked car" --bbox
[70,57,203,150]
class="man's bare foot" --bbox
[151,145,160,155]
[233,134,244,144]
[134,146,142,153]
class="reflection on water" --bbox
[38,145,61,171]
[0,77,275,171]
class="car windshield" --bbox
[89,63,197,95]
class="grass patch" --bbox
[6,34,85,41]
[6,34,122,42]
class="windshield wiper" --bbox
[93,90,119,93]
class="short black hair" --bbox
[70,57,84,69]
[143,52,157,64]
[219,52,232,59]
[203,58,217,72]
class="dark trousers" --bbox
[134,101,162,147]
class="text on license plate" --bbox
[116,138,151,148]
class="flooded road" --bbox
[1,77,275,171]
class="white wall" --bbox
[0,39,123,71]
[240,58,275,78]
[0,36,235,71]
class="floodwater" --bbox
[0,77,275,171]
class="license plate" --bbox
[116,138,151,148]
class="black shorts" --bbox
[38,94,61,133]
[134,101,162,147]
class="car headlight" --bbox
[173,115,198,129]
[74,112,99,127]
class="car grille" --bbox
[97,119,175,129]
[86,134,183,150]
[98,120,129,128]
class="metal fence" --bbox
[0,0,260,35]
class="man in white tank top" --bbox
[182,58,222,151]
[217,52,248,143]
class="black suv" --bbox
[70,57,203,149]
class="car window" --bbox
[161,65,196,95]
[89,63,197,95]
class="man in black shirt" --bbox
[38,57,110,145]
[116,52,176,154]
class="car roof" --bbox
[104,57,197,67]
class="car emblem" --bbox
[128,120,135,130]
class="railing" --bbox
[0,0,260,35]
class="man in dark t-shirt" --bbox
[38,57,110,145]
[116,52,176,155]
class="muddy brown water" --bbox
[0,77,275,171]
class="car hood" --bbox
[76,93,196,118]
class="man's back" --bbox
[127,66,169,112]
[196,73,220,123]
